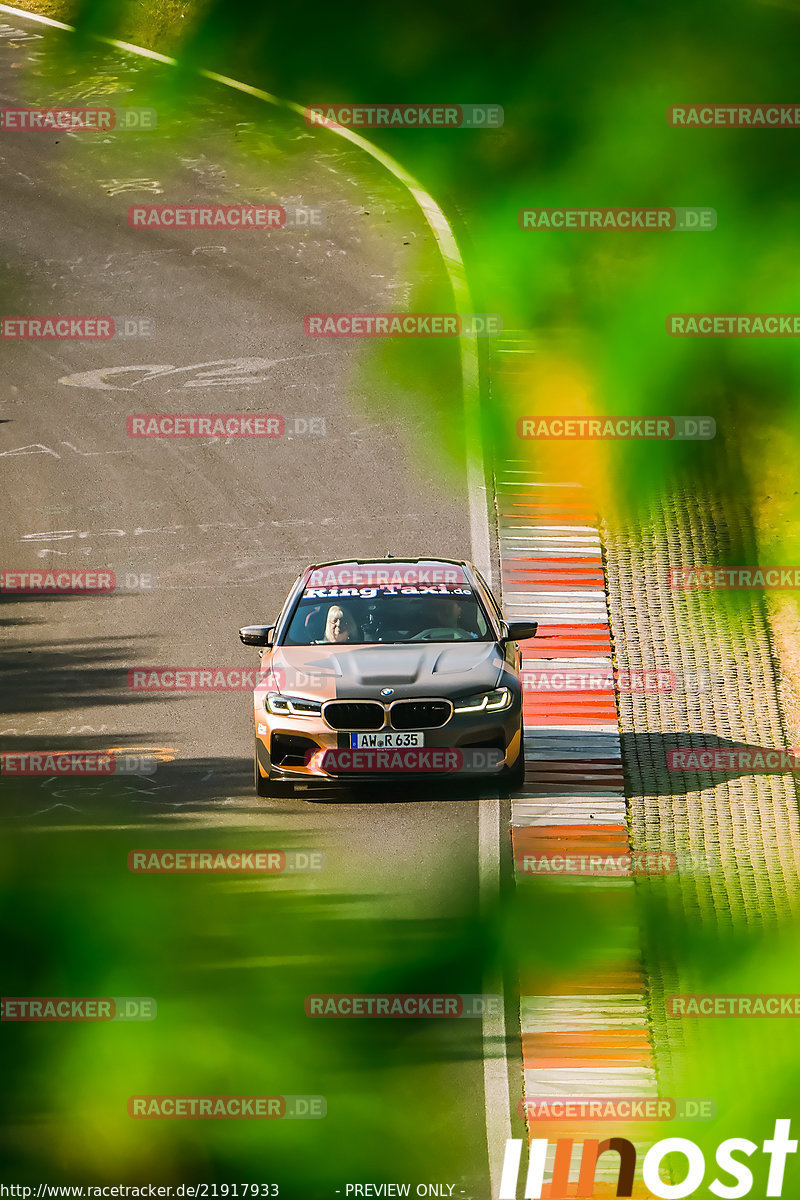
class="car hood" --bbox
[267,641,505,701]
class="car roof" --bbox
[305,558,471,570]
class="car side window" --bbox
[474,570,504,628]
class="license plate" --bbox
[350,731,424,749]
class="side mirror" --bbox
[504,621,538,642]
[239,624,275,647]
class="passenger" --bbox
[323,605,359,643]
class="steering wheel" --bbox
[410,627,462,641]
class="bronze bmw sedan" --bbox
[239,559,537,797]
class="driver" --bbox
[418,594,474,638]
[322,604,359,643]
[439,595,466,630]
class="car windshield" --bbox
[282,581,493,646]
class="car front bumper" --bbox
[254,700,523,784]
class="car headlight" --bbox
[453,687,512,713]
[265,692,322,717]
